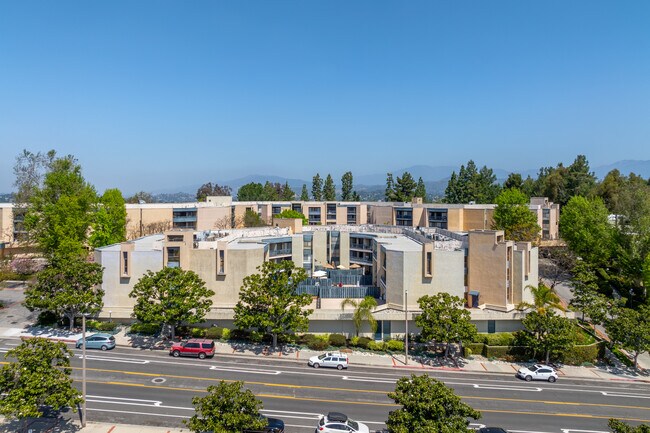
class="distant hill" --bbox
[0,193,13,203]
[593,160,650,179]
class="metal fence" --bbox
[295,285,380,298]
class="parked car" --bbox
[76,333,116,351]
[316,412,369,433]
[516,364,558,382]
[242,415,285,433]
[478,428,509,433]
[308,352,348,370]
[169,338,215,359]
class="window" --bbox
[218,250,225,274]
[122,251,129,276]
[167,247,180,268]
[426,251,432,275]
[167,235,184,242]
[185,342,199,349]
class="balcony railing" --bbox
[269,248,292,257]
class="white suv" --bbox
[516,364,559,382]
[316,412,369,433]
[308,352,348,370]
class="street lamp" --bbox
[81,313,90,427]
[405,288,409,365]
[109,310,112,321]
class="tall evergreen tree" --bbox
[414,177,427,200]
[300,184,309,201]
[385,173,396,202]
[444,172,460,203]
[280,182,295,200]
[323,174,336,201]
[341,171,354,201]
[261,181,280,200]
[394,172,417,202]
[312,174,323,201]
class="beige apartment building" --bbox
[95,221,537,338]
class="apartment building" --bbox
[95,220,536,338]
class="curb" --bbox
[20,335,78,344]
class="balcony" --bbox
[173,215,197,223]
[350,255,373,265]
[350,242,372,251]
[269,248,292,257]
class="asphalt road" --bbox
[2,339,649,433]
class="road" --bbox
[1,339,649,432]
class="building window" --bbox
[167,247,180,268]
[326,204,337,220]
[428,209,448,229]
[218,250,225,275]
[167,235,184,242]
[395,208,413,226]
[426,251,432,275]
[122,251,129,276]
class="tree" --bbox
[125,191,156,204]
[492,188,541,242]
[519,310,575,363]
[185,381,265,433]
[596,169,626,214]
[445,160,499,204]
[196,182,232,201]
[608,419,650,433]
[323,174,336,201]
[262,181,280,200]
[340,296,378,337]
[416,293,477,358]
[90,188,127,248]
[300,184,309,201]
[24,155,98,258]
[341,171,354,201]
[234,260,312,348]
[276,209,308,225]
[312,174,323,201]
[476,165,501,203]
[352,191,361,201]
[129,267,214,339]
[0,338,82,424]
[560,196,614,266]
[237,182,264,201]
[394,172,417,202]
[386,373,481,433]
[566,154,597,200]
[244,209,266,227]
[605,306,650,371]
[280,182,295,200]
[516,282,565,315]
[569,261,610,323]
[504,173,523,190]
[24,254,104,330]
[385,173,396,201]
[414,177,426,201]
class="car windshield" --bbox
[529,366,540,372]
[347,420,359,430]
[318,354,327,360]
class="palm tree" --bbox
[341,296,378,337]
[516,282,565,315]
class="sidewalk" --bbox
[2,325,649,383]
[0,417,187,432]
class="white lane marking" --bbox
[86,399,191,411]
[561,430,609,433]
[88,408,188,418]
[601,391,650,399]
[472,384,542,392]
[341,376,397,384]
[209,365,281,375]
[261,409,322,418]
[79,354,149,364]
[86,395,162,406]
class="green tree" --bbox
[125,191,156,204]
[605,306,650,371]
[566,154,597,200]
[340,296,378,337]
[323,174,336,201]
[276,209,308,225]
[341,171,354,201]
[492,188,541,242]
[519,310,575,363]
[280,181,295,200]
[244,209,266,227]
[560,196,614,266]
[262,181,280,200]
[386,373,481,433]
[476,165,501,203]
[24,155,98,258]
[504,173,523,190]
[0,338,82,424]
[394,172,417,202]
[416,293,477,358]
[444,160,499,203]
[90,188,127,248]
[234,260,312,348]
[385,173,396,201]
[312,173,323,201]
[414,177,427,200]
[444,171,460,203]
[185,381,265,433]
[608,419,650,433]
[129,267,214,339]
[24,254,104,330]
[352,191,361,201]
[196,182,232,201]
[516,282,565,315]
[300,184,309,201]
[569,262,610,323]
[596,169,626,214]
[237,182,265,201]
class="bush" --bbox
[298,334,319,345]
[93,321,118,332]
[368,340,385,351]
[484,345,530,361]
[191,327,207,338]
[353,337,372,349]
[484,333,516,346]
[229,329,250,341]
[249,331,263,343]
[307,339,329,351]
[36,310,59,326]
[610,346,634,367]
[204,327,223,339]
[129,322,161,335]
[328,334,347,347]
[465,343,485,357]
[464,348,473,357]
[385,340,404,352]
[560,342,605,365]
[221,328,231,340]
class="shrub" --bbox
[385,340,404,352]
[465,343,486,357]
[36,310,58,326]
[221,328,231,340]
[354,337,372,349]
[464,348,472,357]
[367,340,385,351]
[249,331,263,343]
[328,334,347,347]
[191,327,207,338]
[560,342,604,365]
[610,346,634,367]
[229,329,250,341]
[129,322,161,335]
[484,333,516,346]
[298,334,318,345]
[307,339,329,351]
[176,326,192,337]
[204,327,223,339]
[95,321,118,332]
[484,345,529,361]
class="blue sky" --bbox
[1,1,649,194]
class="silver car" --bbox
[76,333,116,351]
[516,364,558,382]
[308,352,348,370]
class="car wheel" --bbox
[525,375,533,382]
[172,350,180,357]
[101,345,108,351]
[337,364,343,370]
[76,344,81,349]
[313,363,320,368]
[198,352,206,359]
[548,376,557,383]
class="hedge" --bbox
[129,322,161,335]
[463,341,606,365]
[328,334,347,347]
[465,343,486,357]
[560,342,605,365]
